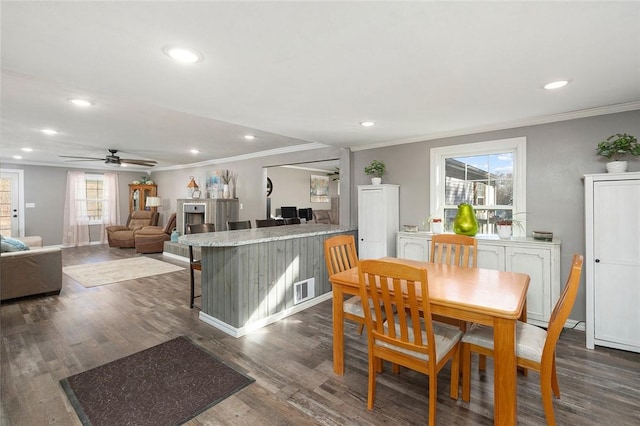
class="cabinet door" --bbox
[505,247,551,324]
[397,236,429,261]
[358,188,385,259]
[593,180,640,349]
[477,245,504,271]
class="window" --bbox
[82,174,105,224]
[430,137,526,236]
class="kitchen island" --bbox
[179,224,356,337]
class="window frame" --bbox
[430,137,527,237]
[83,173,105,225]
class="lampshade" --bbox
[146,196,162,207]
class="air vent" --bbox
[293,278,315,305]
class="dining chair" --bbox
[255,219,277,228]
[358,259,462,425]
[187,223,216,309]
[227,220,252,231]
[430,234,478,332]
[430,233,477,267]
[461,253,584,426]
[323,234,366,335]
[284,217,301,225]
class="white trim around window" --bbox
[429,136,527,237]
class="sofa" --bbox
[106,210,159,248]
[1,236,62,301]
[134,213,177,254]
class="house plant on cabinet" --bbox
[364,160,386,184]
[596,133,640,173]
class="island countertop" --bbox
[178,223,356,247]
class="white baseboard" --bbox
[564,319,585,332]
[199,292,333,338]
[162,251,189,263]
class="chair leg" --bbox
[429,373,437,426]
[189,268,196,309]
[461,343,472,402]
[540,367,557,426]
[367,354,377,410]
[551,356,560,397]
[357,323,365,335]
[449,345,460,400]
[478,354,487,371]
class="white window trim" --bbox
[430,137,527,237]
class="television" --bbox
[281,206,298,219]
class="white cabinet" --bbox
[584,172,640,353]
[397,232,561,327]
[358,185,399,259]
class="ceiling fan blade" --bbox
[59,155,105,161]
[120,159,157,166]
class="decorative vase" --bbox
[223,184,230,199]
[170,228,180,243]
[453,203,478,236]
[497,224,512,239]
[371,177,382,185]
[606,160,628,173]
[431,221,443,234]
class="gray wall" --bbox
[351,109,640,323]
[267,166,338,218]
[6,110,640,323]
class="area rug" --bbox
[63,257,184,288]
[60,336,255,426]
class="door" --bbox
[358,187,385,259]
[0,170,23,237]
[593,179,640,349]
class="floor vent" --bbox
[293,278,315,305]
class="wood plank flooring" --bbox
[2,245,639,425]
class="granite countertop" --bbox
[179,224,356,247]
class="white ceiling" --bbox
[2,1,639,171]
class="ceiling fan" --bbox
[60,149,157,167]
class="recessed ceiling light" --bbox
[190,149,199,154]
[40,128,58,135]
[21,147,33,152]
[163,46,202,63]
[68,98,93,107]
[12,155,23,160]
[244,135,256,140]
[544,80,569,90]
[360,121,375,127]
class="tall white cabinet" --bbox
[397,232,561,327]
[358,185,399,259]
[584,172,640,353]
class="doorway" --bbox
[0,169,24,237]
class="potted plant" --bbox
[495,213,526,239]
[596,133,640,173]
[364,160,386,184]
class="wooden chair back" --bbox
[358,260,436,363]
[324,234,359,276]
[543,254,584,360]
[227,220,252,231]
[430,234,477,268]
[255,219,277,228]
[187,223,215,234]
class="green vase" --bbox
[453,203,479,236]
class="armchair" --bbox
[106,210,159,248]
[134,213,177,254]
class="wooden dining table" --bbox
[329,257,530,426]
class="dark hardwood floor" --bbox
[1,245,639,425]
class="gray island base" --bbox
[179,224,357,337]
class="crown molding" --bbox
[350,101,640,152]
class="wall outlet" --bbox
[25,203,35,208]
